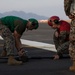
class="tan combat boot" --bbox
[69,61,75,71]
[0,50,7,57]
[8,56,22,65]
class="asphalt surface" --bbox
[0,23,75,75]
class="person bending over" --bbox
[48,16,70,60]
[0,16,39,65]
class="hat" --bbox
[28,18,39,29]
[48,16,60,26]
[50,16,60,21]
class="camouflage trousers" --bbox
[69,19,75,60]
[0,25,15,56]
[53,30,69,55]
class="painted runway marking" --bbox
[0,36,56,52]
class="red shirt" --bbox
[58,20,70,33]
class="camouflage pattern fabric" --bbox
[69,19,75,60]
[53,30,69,56]
[64,0,73,16]
[64,0,75,60]
[0,25,15,56]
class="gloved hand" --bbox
[18,48,28,62]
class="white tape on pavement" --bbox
[21,39,56,52]
[0,36,56,52]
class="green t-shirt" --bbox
[0,16,28,35]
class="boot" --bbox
[69,61,75,71]
[0,50,7,57]
[8,56,22,65]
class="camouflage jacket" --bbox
[64,0,73,16]
[59,31,69,44]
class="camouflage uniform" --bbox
[0,16,39,65]
[69,20,75,60]
[0,24,15,56]
[0,16,28,56]
[53,30,69,56]
[64,0,75,60]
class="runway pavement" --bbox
[0,23,75,75]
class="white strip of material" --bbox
[0,36,56,52]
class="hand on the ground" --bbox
[18,48,25,56]
[53,54,60,60]
[18,48,28,62]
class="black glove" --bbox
[18,48,29,62]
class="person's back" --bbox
[0,16,28,32]
[58,20,70,42]
[0,16,39,65]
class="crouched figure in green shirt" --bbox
[0,16,39,65]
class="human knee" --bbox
[54,31,59,38]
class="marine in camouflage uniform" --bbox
[64,0,75,71]
[0,16,39,65]
[48,16,70,59]
[53,30,69,56]
[0,16,28,56]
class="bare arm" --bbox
[13,30,23,51]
